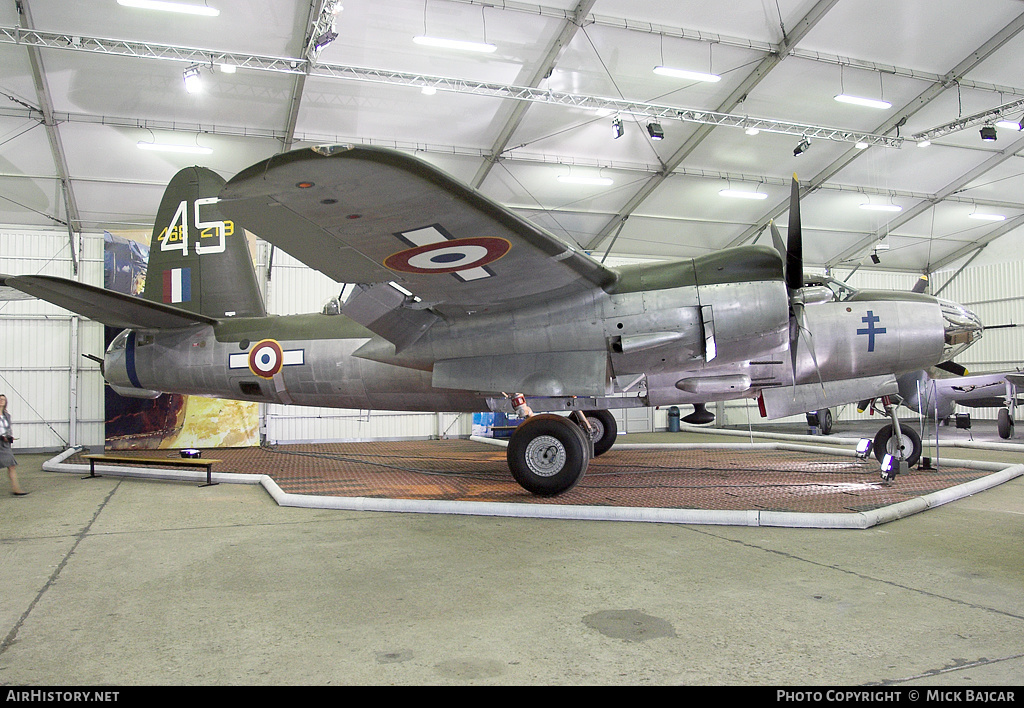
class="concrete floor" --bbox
[1,425,1023,686]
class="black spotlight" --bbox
[612,117,624,139]
[646,122,664,140]
[980,125,997,141]
[870,252,881,264]
[794,137,811,156]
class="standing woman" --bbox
[0,394,26,496]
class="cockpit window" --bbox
[803,275,858,302]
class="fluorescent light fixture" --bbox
[719,189,767,200]
[413,36,496,53]
[834,94,892,110]
[558,174,613,186]
[860,203,902,212]
[137,141,213,155]
[653,66,721,83]
[968,212,1006,221]
[855,141,869,150]
[421,86,437,95]
[917,140,931,148]
[117,0,219,16]
[744,126,760,136]
[218,63,236,74]
[995,119,1022,131]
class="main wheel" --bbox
[507,414,591,496]
[873,423,922,468]
[806,409,834,434]
[997,408,1014,439]
[583,409,617,456]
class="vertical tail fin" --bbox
[143,166,266,318]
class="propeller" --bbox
[772,175,824,396]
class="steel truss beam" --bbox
[0,24,901,149]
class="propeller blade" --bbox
[770,220,787,281]
[936,360,969,376]
[912,275,929,293]
[857,399,873,414]
[786,174,803,292]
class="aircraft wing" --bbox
[2,274,218,330]
[218,145,617,322]
[931,371,1022,408]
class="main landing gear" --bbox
[504,396,618,496]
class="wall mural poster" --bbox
[103,231,259,449]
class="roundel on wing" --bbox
[248,339,283,378]
[383,237,511,275]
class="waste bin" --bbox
[668,406,680,432]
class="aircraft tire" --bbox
[507,414,591,496]
[997,408,1014,439]
[583,409,617,456]
[873,423,922,468]
[808,408,834,434]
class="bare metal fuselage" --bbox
[102,246,958,417]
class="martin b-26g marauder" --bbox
[2,145,984,495]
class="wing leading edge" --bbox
[217,145,617,320]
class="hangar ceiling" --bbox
[3,0,1024,278]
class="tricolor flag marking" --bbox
[162,267,192,304]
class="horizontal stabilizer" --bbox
[3,274,218,330]
[433,351,609,396]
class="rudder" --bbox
[143,166,266,319]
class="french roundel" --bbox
[248,339,283,378]
[384,237,511,275]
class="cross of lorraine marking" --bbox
[856,310,886,352]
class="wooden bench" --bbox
[81,454,222,487]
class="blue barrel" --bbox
[668,406,680,432]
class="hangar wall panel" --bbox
[0,228,104,450]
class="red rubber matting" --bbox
[67,440,995,514]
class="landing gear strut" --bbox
[872,395,922,479]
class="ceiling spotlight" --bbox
[744,126,760,136]
[980,125,997,141]
[646,122,664,140]
[183,65,202,93]
[313,26,339,51]
[793,137,811,156]
[612,117,624,139]
[995,119,1022,131]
